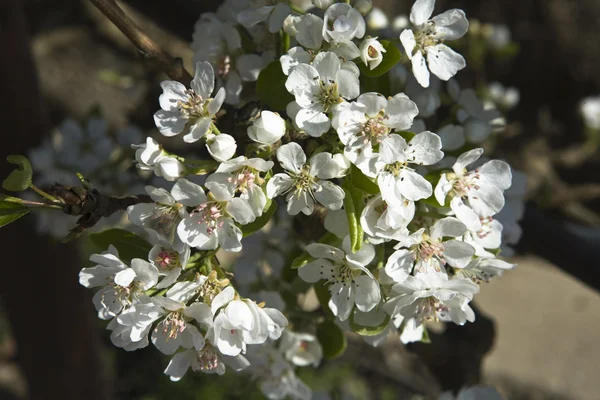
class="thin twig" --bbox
[89,0,192,85]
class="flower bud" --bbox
[359,37,386,70]
[133,137,162,170]
[353,0,372,15]
[366,7,389,31]
[313,0,333,10]
[248,111,286,145]
[154,157,186,181]
[206,133,237,162]
[283,15,300,37]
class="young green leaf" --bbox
[342,185,360,253]
[317,320,347,360]
[358,40,402,78]
[349,311,390,336]
[88,229,152,263]
[256,61,294,111]
[3,155,33,192]
[0,200,29,227]
[349,164,379,195]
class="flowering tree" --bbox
[0,0,523,398]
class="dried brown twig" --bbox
[49,184,153,241]
[89,0,192,85]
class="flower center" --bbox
[383,161,409,177]
[228,168,260,194]
[476,217,493,239]
[155,250,180,270]
[360,117,389,145]
[292,167,316,197]
[195,202,225,235]
[178,89,209,119]
[367,45,379,58]
[452,170,481,198]
[414,21,441,51]
[218,54,232,78]
[161,311,186,339]
[192,345,220,372]
[317,81,342,113]
[414,296,448,322]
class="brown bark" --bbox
[0,1,111,399]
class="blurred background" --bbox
[0,0,599,399]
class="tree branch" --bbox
[48,184,153,240]
[89,0,192,85]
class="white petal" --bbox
[479,160,512,190]
[298,258,334,283]
[313,52,340,84]
[431,9,469,40]
[266,173,294,199]
[453,148,483,174]
[226,198,256,225]
[191,61,215,99]
[400,29,417,59]
[385,249,414,283]
[313,181,345,210]
[450,197,482,231]
[277,142,306,173]
[296,109,331,137]
[171,178,206,207]
[286,190,314,216]
[353,275,381,312]
[411,51,430,88]
[410,0,435,26]
[177,216,219,250]
[438,124,465,151]
[114,268,136,287]
[206,133,237,162]
[430,217,467,239]
[154,110,186,137]
[217,220,243,252]
[426,44,466,81]
[236,54,264,82]
[336,70,360,100]
[406,131,444,165]
[183,117,211,143]
[164,350,195,381]
[131,259,159,289]
[384,93,419,130]
[398,169,433,201]
[443,240,475,268]
[159,81,188,111]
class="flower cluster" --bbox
[69,1,525,399]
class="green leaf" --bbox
[349,311,390,336]
[314,282,334,319]
[256,61,294,111]
[420,325,431,343]
[240,199,277,237]
[3,155,33,192]
[349,164,379,195]
[0,194,25,204]
[358,40,402,78]
[397,131,416,142]
[317,320,347,360]
[0,200,29,227]
[88,229,152,263]
[342,182,360,253]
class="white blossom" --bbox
[149,244,191,289]
[384,271,479,325]
[238,0,292,33]
[285,52,360,137]
[360,194,413,243]
[247,111,286,145]
[280,330,323,367]
[79,246,159,320]
[153,61,225,143]
[207,156,273,218]
[298,237,380,321]
[332,92,419,177]
[435,149,512,231]
[385,217,475,282]
[376,131,444,203]
[176,180,255,252]
[359,37,386,70]
[206,133,237,162]
[400,0,468,87]
[192,13,265,105]
[580,95,600,130]
[323,3,366,43]
[266,143,345,215]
